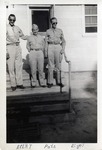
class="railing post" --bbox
[68,61,71,112]
[60,70,62,93]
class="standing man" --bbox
[45,17,66,88]
[26,24,46,87]
[6,14,27,91]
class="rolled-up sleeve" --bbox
[26,39,30,52]
[18,27,28,40]
[60,30,66,50]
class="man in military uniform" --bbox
[6,14,27,91]
[26,24,46,87]
[45,17,66,88]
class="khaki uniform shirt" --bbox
[45,28,65,45]
[6,24,25,44]
[26,35,45,51]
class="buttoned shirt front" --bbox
[26,34,45,51]
[6,24,24,44]
[45,28,64,44]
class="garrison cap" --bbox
[32,24,39,30]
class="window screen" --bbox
[85,5,97,33]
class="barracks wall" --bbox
[6,4,97,72]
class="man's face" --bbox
[9,16,15,26]
[32,26,39,36]
[51,19,57,29]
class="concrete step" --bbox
[6,79,59,89]
[7,112,71,143]
[6,71,97,98]
[6,69,65,82]
[6,70,31,81]
[7,79,46,89]
[7,92,70,125]
[6,69,47,88]
[7,122,41,143]
[7,92,69,101]
[6,71,65,89]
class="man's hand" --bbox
[45,50,48,58]
[6,52,10,60]
[60,49,64,54]
[28,48,31,52]
[65,56,70,63]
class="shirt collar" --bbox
[9,23,15,28]
[51,27,57,31]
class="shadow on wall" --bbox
[84,65,97,96]
[22,54,31,74]
[6,54,57,86]
[22,54,32,86]
[22,54,58,85]
[22,54,49,84]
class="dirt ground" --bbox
[40,98,97,143]
[37,72,97,143]
[7,71,97,143]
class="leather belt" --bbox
[48,42,60,45]
[7,43,19,46]
[31,49,42,51]
[35,49,41,51]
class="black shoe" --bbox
[31,85,36,88]
[48,84,53,88]
[11,86,16,91]
[17,85,25,89]
[57,83,64,87]
[41,85,46,88]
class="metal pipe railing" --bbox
[68,61,71,112]
[60,70,62,93]
[60,60,71,112]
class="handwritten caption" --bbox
[43,143,84,149]
[16,143,84,150]
[44,144,56,149]
[16,144,32,149]
[71,144,84,149]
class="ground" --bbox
[7,71,97,143]
[40,98,97,143]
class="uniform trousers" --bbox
[7,44,23,87]
[48,44,62,84]
[29,50,45,86]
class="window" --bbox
[84,5,97,33]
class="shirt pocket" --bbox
[48,32,54,39]
[55,32,61,38]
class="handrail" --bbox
[60,60,71,112]
[68,61,71,112]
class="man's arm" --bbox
[44,32,49,57]
[64,51,70,63]
[60,30,66,54]
[41,37,46,52]
[60,31,69,63]
[26,40,31,52]
[18,28,28,40]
